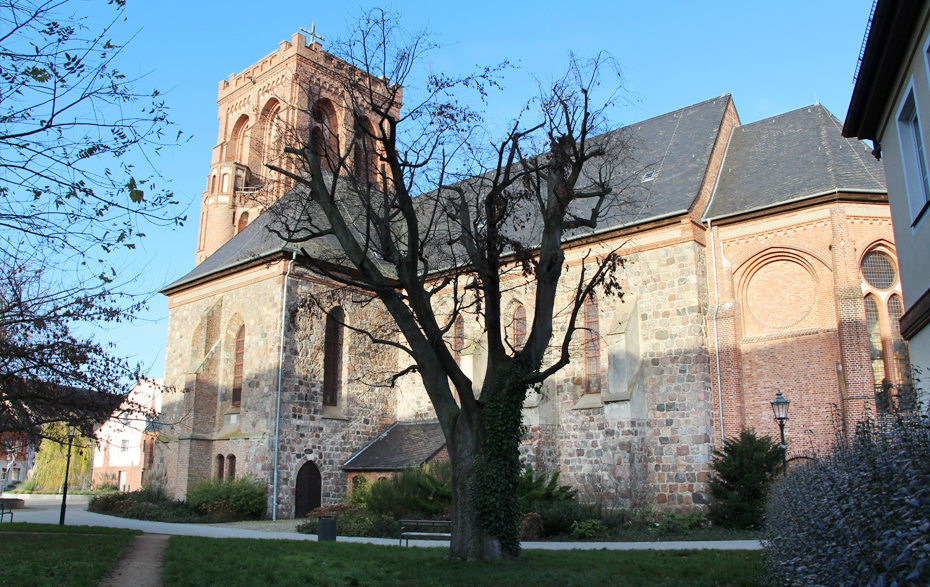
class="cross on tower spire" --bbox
[300,23,326,47]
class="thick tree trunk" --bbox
[447,412,502,560]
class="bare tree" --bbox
[266,10,638,560]
[0,0,183,440]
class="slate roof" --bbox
[586,94,731,228]
[705,104,886,220]
[162,96,732,293]
[342,420,446,471]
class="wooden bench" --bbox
[0,503,12,523]
[398,519,451,546]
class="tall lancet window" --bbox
[513,304,527,352]
[584,294,601,394]
[323,308,344,407]
[232,325,245,406]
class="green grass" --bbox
[0,524,139,587]
[0,522,141,535]
[164,536,768,587]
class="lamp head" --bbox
[771,390,790,422]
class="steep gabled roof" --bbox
[705,104,886,221]
[162,95,733,293]
[342,420,446,471]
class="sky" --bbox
[85,0,878,378]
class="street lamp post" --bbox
[771,390,790,470]
[59,425,77,526]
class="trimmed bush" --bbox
[764,413,930,587]
[709,428,783,529]
[186,476,267,520]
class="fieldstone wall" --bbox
[519,237,716,510]
[158,264,288,503]
[272,273,401,518]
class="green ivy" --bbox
[471,357,535,557]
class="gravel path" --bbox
[98,533,169,587]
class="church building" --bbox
[155,32,907,518]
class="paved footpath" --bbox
[2,495,762,550]
[2,495,761,587]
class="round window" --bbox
[861,251,897,290]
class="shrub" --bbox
[517,465,576,507]
[764,412,930,587]
[362,464,452,520]
[519,512,544,540]
[571,519,609,540]
[525,500,600,537]
[186,476,267,519]
[294,505,399,538]
[95,472,119,492]
[656,511,709,536]
[708,428,783,529]
[134,481,171,504]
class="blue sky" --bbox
[93,0,877,377]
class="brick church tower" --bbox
[195,31,400,265]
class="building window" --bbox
[888,295,913,390]
[896,90,930,225]
[864,294,885,389]
[198,212,207,250]
[120,439,129,454]
[860,250,912,409]
[311,99,338,172]
[861,251,897,290]
[513,304,527,352]
[232,325,245,406]
[237,212,249,234]
[216,454,225,480]
[584,293,601,394]
[452,314,464,364]
[227,455,236,480]
[323,308,344,407]
[354,117,376,185]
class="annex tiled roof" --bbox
[162,95,732,293]
[705,104,886,220]
[342,420,446,471]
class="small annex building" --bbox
[154,32,908,518]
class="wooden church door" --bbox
[294,461,322,518]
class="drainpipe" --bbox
[707,218,725,447]
[272,251,296,520]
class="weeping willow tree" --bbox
[26,423,93,491]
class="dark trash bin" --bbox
[318,514,337,541]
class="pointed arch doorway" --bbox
[294,461,322,518]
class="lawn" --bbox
[0,524,140,587]
[164,537,768,587]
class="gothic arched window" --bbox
[216,454,225,479]
[323,308,344,407]
[513,304,527,352]
[311,99,338,172]
[888,294,912,386]
[227,455,236,480]
[864,294,885,389]
[354,116,377,185]
[232,325,245,406]
[584,294,601,394]
[237,212,249,234]
[228,115,250,163]
[453,314,465,364]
